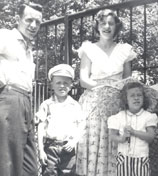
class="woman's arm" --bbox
[122,61,132,78]
[80,53,97,89]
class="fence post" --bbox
[64,14,72,65]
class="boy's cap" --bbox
[48,64,75,80]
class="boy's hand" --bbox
[39,150,47,165]
[63,140,75,152]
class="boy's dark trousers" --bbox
[42,138,76,176]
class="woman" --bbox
[76,9,137,176]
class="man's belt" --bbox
[6,84,31,97]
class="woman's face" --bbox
[98,15,116,40]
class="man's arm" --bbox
[38,122,47,165]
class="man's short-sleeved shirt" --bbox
[36,95,83,141]
[108,109,158,157]
[0,28,35,91]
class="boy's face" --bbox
[51,76,72,100]
[126,87,144,114]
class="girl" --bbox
[108,81,158,176]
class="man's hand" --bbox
[39,150,47,165]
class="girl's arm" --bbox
[80,53,97,90]
[109,129,129,144]
[125,126,155,143]
[122,61,132,78]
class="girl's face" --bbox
[98,15,116,40]
[51,76,72,101]
[126,87,144,114]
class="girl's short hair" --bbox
[120,81,149,110]
[94,9,123,38]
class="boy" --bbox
[36,64,83,176]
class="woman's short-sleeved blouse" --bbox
[78,41,137,80]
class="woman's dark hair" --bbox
[120,81,149,110]
[94,9,123,38]
[18,2,43,18]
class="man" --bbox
[0,2,42,176]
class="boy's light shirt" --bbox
[36,95,83,142]
[108,109,158,157]
[0,28,35,91]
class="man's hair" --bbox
[120,81,149,110]
[18,2,43,17]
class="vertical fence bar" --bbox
[38,83,41,109]
[35,34,39,80]
[44,25,49,100]
[64,14,70,64]
[129,7,133,44]
[143,4,147,83]
[80,17,83,45]
[129,7,133,69]
[34,82,37,118]
[68,20,73,65]
[42,83,45,102]
[55,25,57,64]
[116,9,120,43]
[45,25,48,79]
[92,14,95,42]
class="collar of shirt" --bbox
[47,94,75,107]
[12,28,32,50]
[126,108,144,117]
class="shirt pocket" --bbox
[116,152,125,165]
[142,157,150,167]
